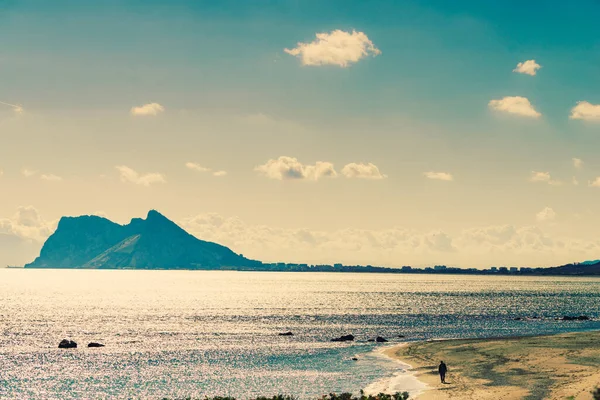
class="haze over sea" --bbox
[1,270,599,399]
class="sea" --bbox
[1,270,599,399]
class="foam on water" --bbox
[362,345,428,397]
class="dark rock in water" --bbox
[58,339,77,349]
[376,336,388,343]
[278,332,293,336]
[397,335,406,338]
[562,315,590,321]
[367,339,375,342]
[514,317,522,321]
[351,357,358,361]
[331,334,354,342]
[87,342,105,348]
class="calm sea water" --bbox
[1,270,599,399]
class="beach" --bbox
[386,330,600,399]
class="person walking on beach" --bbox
[438,361,448,383]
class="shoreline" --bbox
[384,330,600,399]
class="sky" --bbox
[1,0,600,268]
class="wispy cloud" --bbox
[115,166,166,186]
[489,96,541,118]
[40,174,62,182]
[341,163,387,179]
[536,207,556,222]
[424,171,453,181]
[255,156,337,181]
[185,162,211,173]
[513,60,541,76]
[0,101,24,115]
[570,101,600,121]
[573,158,584,169]
[21,168,38,178]
[530,171,561,186]
[285,30,381,67]
[185,162,227,177]
[130,103,165,117]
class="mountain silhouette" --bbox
[25,210,260,269]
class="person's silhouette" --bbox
[438,361,448,383]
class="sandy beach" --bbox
[386,331,600,400]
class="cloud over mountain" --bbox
[116,166,166,186]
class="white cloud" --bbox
[513,60,541,76]
[130,102,165,117]
[589,177,600,187]
[115,165,166,186]
[536,207,556,222]
[341,163,387,179]
[570,101,600,121]
[185,162,227,177]
[185,162,211,173]
[489,96,541,118]
[573,158,584,169]
[179,213,600,268]
[573,177,579,186]
[424,171,453,181]
[40,174,62,182]
[0,101,24,115]
[255,156,337,181]
[0,206,58,266]
[285,29,381,67]
[530,171,561,186]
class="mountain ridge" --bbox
[25,210,259,270]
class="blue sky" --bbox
[1,0,600,267]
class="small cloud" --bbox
[40,174,62,182]
[130,102,165,117]
[513,60,541,76]
[572,176,579,186]
[341,163,387,179]
[285,29,381,67]
[530,171,561,186]
[0,101,24,115]
[589,177,600,187]
[21,168,37,178]
[255,156,337,181]
[185,162,211,173]
[572,158,584,169]
[489,96,541,118]
[570,101,600,121]
[424,171,453,181]
[213,170,227,177]
[115,165,166,186]
[536,207,556,222]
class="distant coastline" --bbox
[20,209,600,276]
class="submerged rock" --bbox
[376,336,388,343]
[58,339,77,349]
[331,334,355,342]
[351,357,358,361]
[278,331,293,336]
[561,315,590,321]
[87,342,105,348]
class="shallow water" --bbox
[0,270,599,399]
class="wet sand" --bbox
[386,330,600,400]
